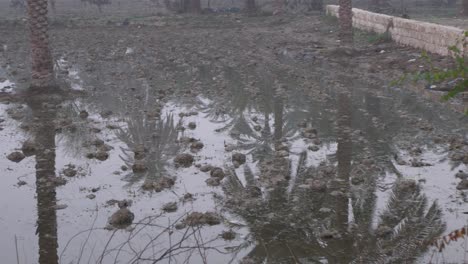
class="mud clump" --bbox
[62,164,77,177]
[95,151,109,161]
[175,222,186,230]
[221,230,236,240]
[107,200,134,228]
[174,153,194,167]
[108,208,134,229]
[183,212,221,226]
[200,164,213,172]
[190,141,204,151]
[232,153,246,167]
[183,192,195,202]
[456,171,468,180]
[7,151,25,163]
[210,167,225,179]
[52,177,67,187]
[206,177,221,186]
[162,202,178,213]
[188,122,196,129]
[21,140,37,156]
[79,110,89,119]
[410,159,432,167]
[457,179,468,190]
[142,177,175,192]
[132,162,148,173]
[17,180,27,186]
[308,145,320,152]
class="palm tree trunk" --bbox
[338,0,353,43]
[27,0,55,89]
[29,99,59,264]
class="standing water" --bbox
[0,14,467,264]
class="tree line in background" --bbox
[10,0,468,15]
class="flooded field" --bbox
[1,12,468,264]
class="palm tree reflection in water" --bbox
[223,92,445,263]
[27,96,60,264]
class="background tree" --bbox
[80,0,111,13]
[464,0,468,16]
[10,0,26,10]
[27,0,55,89]
[182,0,201,13]
[245,0,256,12]
[310,0,323,10]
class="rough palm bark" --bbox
[29,99,59,264]
[338,0,353,43]
[27,0,55,89]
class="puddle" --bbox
[0,26,468,264]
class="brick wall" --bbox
[326,5,467,56]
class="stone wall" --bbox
[325,5,467,56]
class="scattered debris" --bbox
[54,204,68,210]
[183,212,221,226]
[174,153,194,167]
[221,230,236,240]
[232,153,246,166]
[7,151,25,163]
[162,202,178,212]
[210,167,225,179]
[21,140,37,156]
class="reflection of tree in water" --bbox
[116,110,180,186]
[223,92,445,263]
[25,96,61,264]
[194,67,306,164]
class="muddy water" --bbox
[1,41,468,264]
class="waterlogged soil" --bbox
[0,13,468,264]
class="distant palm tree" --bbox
[27,0,55,89]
